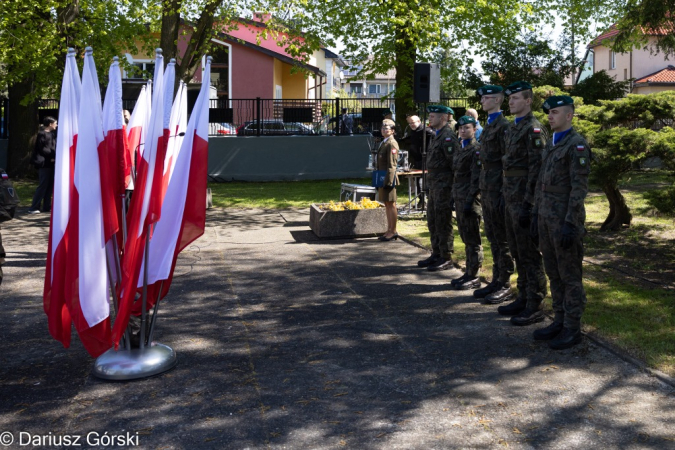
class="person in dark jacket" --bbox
[29,116,57,214]
[401,114,433,209]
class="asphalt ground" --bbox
[0,207,674,450]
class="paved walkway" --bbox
[0,208,674,449]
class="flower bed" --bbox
[309,200,387,238]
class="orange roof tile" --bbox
[634,66,675,85]
[589,22,675,48]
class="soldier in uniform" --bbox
[472,85,515,303]
[451,116,483,290]
[499,81,549,324]
[417,105,459,271]
[531,95,591,350]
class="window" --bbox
[368,84,381,94]
[624,68,628,80]
[350,85,362,94]
[610,51,616,70]
[127,61,155,79]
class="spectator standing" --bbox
[466,108,483,140]
[376,119,400,241]
[401,114,433,209]
[29,116,57,214]
[340,108,353,135]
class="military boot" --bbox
[473,279,499,299]
[548,327,582,350]
[456,276,481,290]
[418,253,440,268]
[510,307,545,326]
[450,273,469,287]
[497,294,526,316]
[483,282,513,304]
[533,321,564,340]
[428,257,452,272]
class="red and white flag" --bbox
[44,48,80,349]
[143,58,212,305]
[161,78,188,203]
[126,81,152,189]
[113,49,168,347]
[63,48,112,357]
[101,57,127,241]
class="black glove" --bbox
[496,195,506,216]
[560,222,578,250]
[518,202,532,229]
[530,214,539,241]
[463,200,474,215]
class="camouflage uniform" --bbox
[453,138,483,276]
[533,128,591,330]
[475,113,514,283]
[426,124,459,259]
[503,112,548,309]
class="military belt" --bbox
[481,162,502,170]
[453,176,471,183]
[427,168,452,174]
[542,184,571,194]
[503,169,528,177]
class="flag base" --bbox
[92,343,177,380]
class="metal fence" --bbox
[0,97,474,139]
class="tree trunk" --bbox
[160,0,182,95]
[393,23,416,134]
[176,0,222,83]
[600,183,632,231]
[6,77,38,178]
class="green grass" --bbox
[11,179,38,206]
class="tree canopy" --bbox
[613,0,675,55]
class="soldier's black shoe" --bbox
[483,282,514,304]
[533,321,564,341]
[418,254,440,268]
[510,308,546,326]
[548,327,582,350]
[427,258,452,272]
[456,277,481,290]
[450,273,470,287]
[497,296,526,316]
[473,279,499,299]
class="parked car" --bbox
[213,123,237,136]
[236,120,316,136]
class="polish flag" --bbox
[161,78,188,203]
[142,58,212,306]
[113,49,168,347]
[101,57,127,241]
[126,81,152,189]
[63,48,112,357]
[44,49,80,349]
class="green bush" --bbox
[644,185,675,215]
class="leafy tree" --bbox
[613,0,675,56]
[570,70,632,105]
[0,0,150,176]
[479,32,575,91]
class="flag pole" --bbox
[139,224,150,350]
[147,280,164,345]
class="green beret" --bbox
[426,105,454,115]
[382,109,393,117]
[505,81,533,96]
[476,85,503,96]
[543,95,574,113]
[457,115,477,126]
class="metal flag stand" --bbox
[92,51,178,381]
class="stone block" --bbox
[309,203,387,238]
